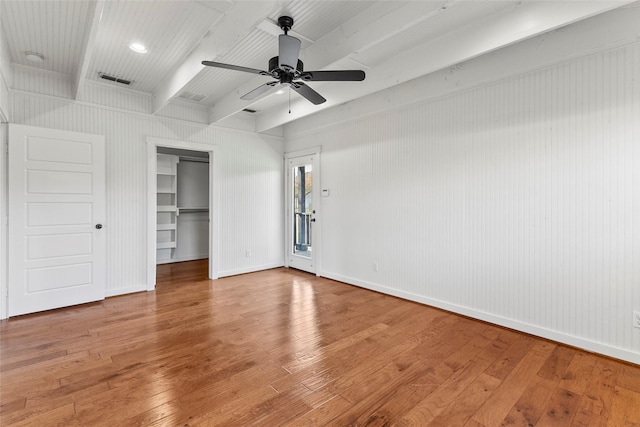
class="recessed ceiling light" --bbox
[24,51,44,63]
[128,42,148,54]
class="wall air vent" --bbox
[242,108,257,113]
[98,72,132,85]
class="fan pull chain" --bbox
[288,85,291,114]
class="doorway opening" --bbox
[155,147,209,285]
[146,137,218,290]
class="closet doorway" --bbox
[146,137,218,290]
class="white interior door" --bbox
[287,153,319,274]
[8,124,106,316]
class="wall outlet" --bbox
[372,261,378,272]
[245,250,251,258]
[634,311,640,329]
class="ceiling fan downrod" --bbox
[278,16,294,35]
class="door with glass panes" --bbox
[287,154,318,273]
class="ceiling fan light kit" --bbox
[202,16,365,107]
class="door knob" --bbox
[95,224,103,229]
[310,218,316,222]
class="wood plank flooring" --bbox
[1,259,640,426]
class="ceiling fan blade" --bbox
[241,81,278,100]
[202,61,269,76]
[278,35,301,71]
[299,70,366,81]
[291,82,326,105]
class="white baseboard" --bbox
[218,262,283,278]
[321,271,640,365]
[106,285,147,298]
[156,254,208,265]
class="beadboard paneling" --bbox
[0,73,8,121]
[11,92,284,295]
[13,68,154,113]
[156,100,209,125]
[0,24,11,120]
[286,43,640,363]
[12,65,72,99]
[0,123,7,320]
[78,80,152,114]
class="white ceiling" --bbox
[1,0,635,132]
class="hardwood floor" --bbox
[1,260,640,426]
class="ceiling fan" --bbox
[201,16,365,105]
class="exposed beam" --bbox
[256,0,634,132]
[209,0,452,124]
[284,4,640,138]
[152,1,277,115]
[74,0,103,99]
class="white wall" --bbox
[0,20,9,319]
[175,159,209,262]
[286,41,640,362]
[0,123,6,320]
[10,90,284,296]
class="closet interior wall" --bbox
[156,148,209,264]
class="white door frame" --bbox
[146,137,219,290]
[284,147,321,276]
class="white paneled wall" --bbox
[12,91,284,295]
[0,123,7,320]
[0,22,12,119]
[79,80,152,114]
[286,43,640,363]
[156,100,209,125]
[13,65,72,99]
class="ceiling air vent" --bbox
[98,72,132,85]
[178,91,207,102]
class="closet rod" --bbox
[179,156,209,163]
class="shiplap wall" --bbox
[11,91,284,295]
[0,123,6,320]
[286,43,640,363]
[0,16,11,120]
[0,20,9,319]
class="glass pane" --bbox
[292,164,312,258]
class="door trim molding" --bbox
[284,147,321,276]
[284,146,322,159]
[146,137,219,290]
